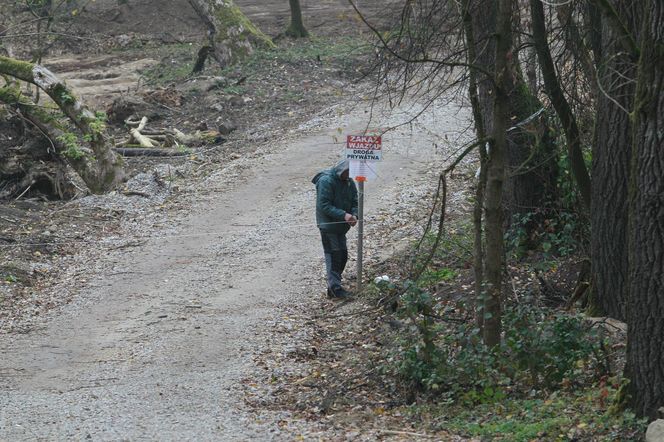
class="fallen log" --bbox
[121,117,225,150]
[129,116,159,148]
[113,148,188,157]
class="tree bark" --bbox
[187,0,274,69]
[591,0,640,321]
[0,56,125,193]
[589,0,640,57]
[192,45,213,73]
[286,0,308,38]
[626,0,664,420]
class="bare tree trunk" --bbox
[469,0,557,223]
[462,0,488,334]
[483,0,512,348]
[188,0,274,69]
[286,0,308,38]
[0,56,125,193]
[591,0,640,321]
[555,2,600,101]
[530,0,591,210]
[626,0,664,419]
[520,0,538,96]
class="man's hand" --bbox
[345,213,358,227]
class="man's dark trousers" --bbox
[320,231,348,291]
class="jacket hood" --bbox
[312,160,350,184]
[333,160,350,177]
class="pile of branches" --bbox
[114,116,224,157]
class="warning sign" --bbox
[345,135,382,161]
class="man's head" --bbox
[334,160,350,181]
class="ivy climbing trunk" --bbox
[188,0,274,69]
[626,0,663,419]
[0,55,125,193]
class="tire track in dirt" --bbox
[44,55,157,108]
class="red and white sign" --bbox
[345,135,382,161]
[346,135,382,181]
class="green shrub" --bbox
[502,302,602,389]
[505,210,586,258]
[417,267,456,288]
[391,282,604,403]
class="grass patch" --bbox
[222,85,246,95]
[0,264,30,285]
[408,221,474,286]
[141,36,372,86]
[237,35,372,74]
[140,43,198,86]
[416,386,647,441]
[417,267,456,287]
[139,36,372,94]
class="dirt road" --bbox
[0,99,469,440]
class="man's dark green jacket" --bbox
[312,162,358,234]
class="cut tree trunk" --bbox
[187,0,274,69]
[0,55,125,193]
[129,117,157,148]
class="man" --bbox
[312,160,358,299]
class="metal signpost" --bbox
[345,135,382,293]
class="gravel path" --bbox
[0,98,470,440]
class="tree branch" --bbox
[346,0,496,84]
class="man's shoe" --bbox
[331,287,352,299]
